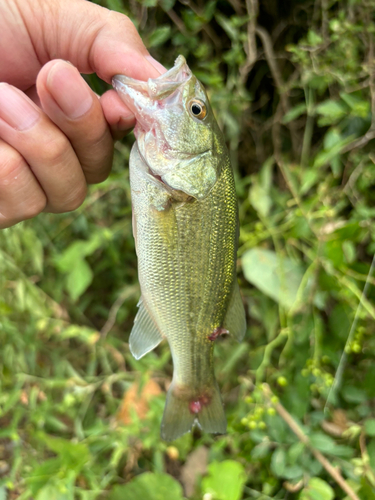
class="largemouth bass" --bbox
[113,56,246,441]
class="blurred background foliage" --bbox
[1,0,375,499]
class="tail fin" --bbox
[160,382,227,441]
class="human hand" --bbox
[0,0,165,228]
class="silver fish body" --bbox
[113,56,246,441]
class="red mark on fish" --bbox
[208,327,229,341]
[189,393,212,414]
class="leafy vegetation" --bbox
[1,0,375,499]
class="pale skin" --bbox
[0,0,166,228]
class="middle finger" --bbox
[37,60,114,184]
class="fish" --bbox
[112,55,246,441]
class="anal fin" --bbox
[223,282,247,342]
[129,299,163,360]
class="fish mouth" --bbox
[112,55,191,134]
[112,55,191,103]
[112,56,192,157]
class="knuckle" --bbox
[0,148,25,186]
[24,196,47,220]
[112,11,135,30]
[110,12,145,48]
[87,168,110,185]
[42,133,71,165]
[59,183,87,213]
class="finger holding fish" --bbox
[0,0,167,227]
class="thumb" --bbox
[24,0,165,82]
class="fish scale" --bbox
[113,55,246,441]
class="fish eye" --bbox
[188,99,207,120]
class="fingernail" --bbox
[117,115,135,131]
[47,61,93,119]
[145,55,167,75]
[0,83,40,131]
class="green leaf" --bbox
[202,460,246,500]
[36,483,74,500]
[309,433,336,453]
[140,0,157,6]
[324,128,341,150]
[300,169,320,195]
[54,238,101,273]
[270,448,286,477]
[66,259,93,301]
[307,30,323,46]
[341,385,368,404]
[105,0,126,13]
[312,134,354,169]
[282,103,307,124]
[357,478,375,500]
[159,0,175,11]
[300,477,334,500]
[315,100,347,125]
[283,465,304,480]
[249,182,272,217]
[327,445,354,458]
[26,458,62,493]
[215,14,238,40]
[365,419,375,437]
[368,439,375,472]
[288,442,305,463]
[60,325,99,344]
[148,26,171,47]
[0,487,7,500]
[242,248,304,310]
[203,0,217,22]
[340,92,370,117]
[109,473,184,500]
[40,435,90,471]
[249,158,274,217]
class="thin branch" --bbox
[177,0,222,48]
[166,9,189,36]
[339,21,375,155]
[324,254,375,409]
[368,18,375,128]
[255,27,299,157]
[240,0,259,80]
[262,384,361,500]
[227,0,245,15]
[341,129,375,155]
[343,158,365,195]
[255,329,289,384]
[100,285,139,339]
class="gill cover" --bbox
[112,56,221,200]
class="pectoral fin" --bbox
[129,299,163,360]
[223,282,247,342]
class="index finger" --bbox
[20,0,166,83]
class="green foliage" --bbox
[300,477,335,500]
[1,0,375,499]
[242,248,305,310]
[202,460,246,500]
[109,473,184,500]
